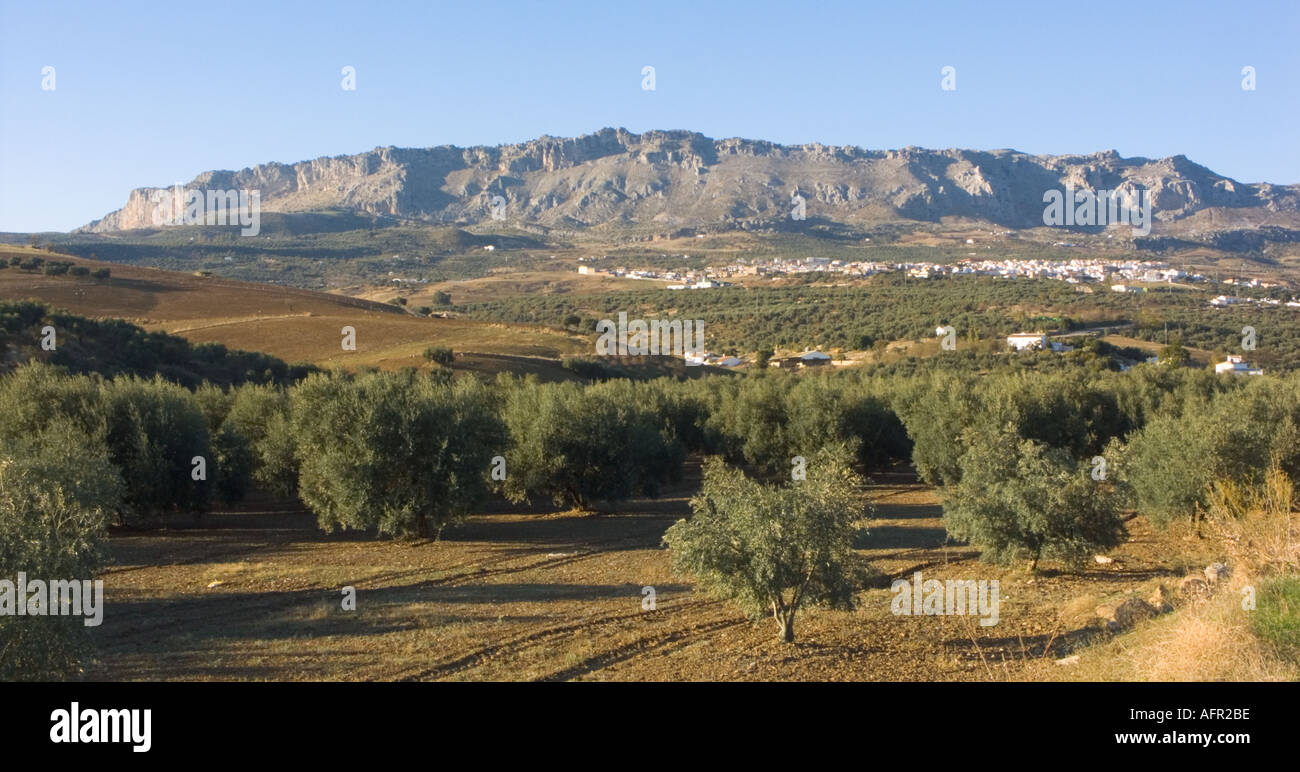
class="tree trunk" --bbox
[777,613,795,643]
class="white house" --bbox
[1006,333,1048,351]
[1215,355,1263,376]
[799,351,832,365]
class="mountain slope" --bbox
[83,129,1300,234]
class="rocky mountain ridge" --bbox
[81,128,1300,234]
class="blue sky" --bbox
[1,0,1296,231]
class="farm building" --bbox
[1006,332,1048,351]
[1215,355,1263,375]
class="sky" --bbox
[1,0,1296,232]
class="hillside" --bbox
[81,129,1300,236]
[0,298,310,387]
[0,246,591,378]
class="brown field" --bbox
[86,464,1266,682]
[0,246,589,375]
[1101,334,1215,366]
[368,268,667,307]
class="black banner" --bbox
[1,682,1287,759]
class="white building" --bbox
[1006,333,1048,351]
[1215,355,1263,376]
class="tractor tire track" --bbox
[534,614,747,682]
[97,520,669,648]
[390,598,719,682]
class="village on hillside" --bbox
[578,255,1289,292]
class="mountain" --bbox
[81,128,1300,234]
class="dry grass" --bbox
[1029,471,1300,682]
[1203,466,1300,576]
[1026,580,1296,682]
[1137,584,1291,681]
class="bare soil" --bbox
[85,463,1216,681]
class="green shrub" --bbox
[422,346,454,366]
[1251,575,1300,657]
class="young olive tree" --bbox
[664,446,868,643]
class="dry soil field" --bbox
[85,463,1237,682]
[0,247,589,373]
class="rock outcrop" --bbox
[79,128,1300,234]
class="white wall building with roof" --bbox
[1215,355,1263,375]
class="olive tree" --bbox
[893,372,982,486]
[0,364,209,524]
[193,384,256,505]
[423,346,454,367]
[290,370,505,537]
[100,376,211,522]
[224,383,298,500]
[663,446,868,643]
[500,381,684,511]
[1122,380,1300,528]
[943,426,1124,571]
[0,420,123,680]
